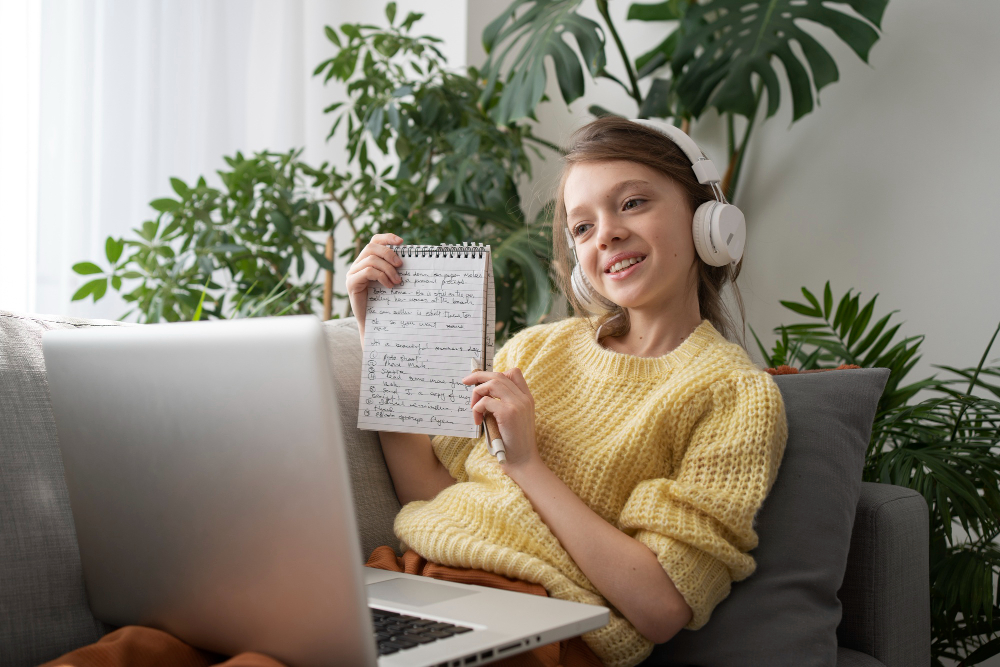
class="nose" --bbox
[594,211,629,250]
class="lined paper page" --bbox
[358,246,489,437]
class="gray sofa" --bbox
[0,310,930,666]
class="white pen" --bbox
[469,358,506,464]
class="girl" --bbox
[345,116,788,667]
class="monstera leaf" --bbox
[627,0,684,77]
[480,0,606,125]
[671,0,889,121]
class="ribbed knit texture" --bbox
[394,317,788,667]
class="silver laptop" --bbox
[43,315,607,667]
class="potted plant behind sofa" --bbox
[753,284,1000,665]
[70,149,337,322]
[312,4,558,340]
[71,4,557,343]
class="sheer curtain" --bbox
[31,0,467,320]
[0,0,40,314]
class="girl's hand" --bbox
[345,233,404,341]
[462,368,539,471]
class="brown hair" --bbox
[551,116,746,347]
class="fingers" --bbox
[505,368,531,395]
[351,266,396,290]
[464,369,531,399]
[471,395,502,418]
[467,373,534,416]
[348,254,402,289]
[351,245,403,275]
[356,240,404,267]
[348,234,403,271]
[346,234,406,293]
[463,370,506,385]
[469,378,520,404]
[370,233,403,246]
[345,233,403,337]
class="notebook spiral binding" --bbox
[392,243,488,259]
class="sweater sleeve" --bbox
[430,331,526,482]
[618,369,787,630]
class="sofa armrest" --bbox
[837,481,930,667]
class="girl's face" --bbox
[563,160,698,313]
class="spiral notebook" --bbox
[357,244,495,438]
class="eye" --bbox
[572,222,592,236]
[623,197,645,211]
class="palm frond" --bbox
[769,284,1000,665]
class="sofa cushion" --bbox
[0,311,120,667]
[643,367,889,667]
[321,318,401,557]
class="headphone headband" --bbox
[630,119,721,187]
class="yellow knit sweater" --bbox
[393,317,788,667]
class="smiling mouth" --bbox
[606,256,646,274]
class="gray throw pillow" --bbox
[321,318,402,558]
[643,367,889,667]
[0,311,120,667]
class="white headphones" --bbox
[567,118,747,314]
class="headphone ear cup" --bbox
[692,201,746,267]
[692,201,718,265]
[571,263,616,314]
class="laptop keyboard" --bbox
[371,608,473,656]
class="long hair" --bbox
[551,116,746,347]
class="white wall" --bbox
[737,0,1000,383]
[468,0,1000,385]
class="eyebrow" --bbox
[566,179,653,220]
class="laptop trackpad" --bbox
[367,577,477,607]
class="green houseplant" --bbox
[754,284,1000,666]
[70,149,336,322]
[72,5,556,342]
[312,6,557,339]
[477,0,889,199]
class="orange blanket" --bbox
[366,546,602,667]
[42,547,601,667]
[39,626,283,667]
